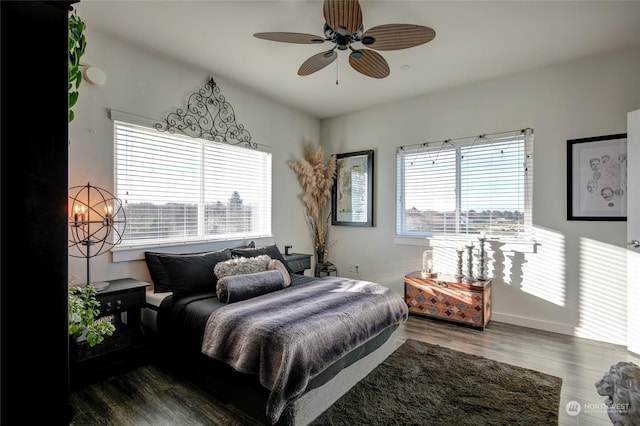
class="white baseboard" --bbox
[491,312,576,336]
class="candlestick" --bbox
[463,242,474,283]
[73,205,79,224]
[454,248,464,280]
[477,236,488,281]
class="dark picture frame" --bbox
[567,133,627,221]
[332,150,374,227]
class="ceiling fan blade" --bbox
[298,51,338,76]
[361,24,436,51]
[323,0,362,35]
[349,49,389,79]
[254,32,325,44]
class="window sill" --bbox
[394,236,538,253]
[111,236,274,262]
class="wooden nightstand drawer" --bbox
[97,289,145,316]
[94,279,148,317]
[283,253,312,274]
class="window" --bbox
[396,128,533,240]
[113,120,272,246]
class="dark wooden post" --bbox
[1,1,76,422]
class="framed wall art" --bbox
[567,133,627,221]
[332,150,374,227]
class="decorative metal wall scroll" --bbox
[156,77,256,149]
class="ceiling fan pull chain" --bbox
[336,58,339,85]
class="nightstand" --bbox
[70,278,150,388]
[283,253,312,275]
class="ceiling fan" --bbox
[254,0,436,79]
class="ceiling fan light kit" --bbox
[254,0,435,80]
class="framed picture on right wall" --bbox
[567,133,627,221]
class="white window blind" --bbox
[113,120,272,246]
[396,128,533,240]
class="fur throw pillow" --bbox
[214,254,271,279]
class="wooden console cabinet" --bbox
[404,271,491,329]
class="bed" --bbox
[141,244,408,425]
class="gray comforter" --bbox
[201,276,408,424]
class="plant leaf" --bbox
[69,91,78,108]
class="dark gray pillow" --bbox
[231,244,293,273]
[145,250,206,293]
[216,270,285,304]
[152,249,232,298]
[145,241,254,293]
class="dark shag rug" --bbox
[311,339,562,426]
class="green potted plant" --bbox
[68,9,86,124]
[68,283,115,347]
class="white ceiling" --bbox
[75,0,640,120]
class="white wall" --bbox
[68,30,321,286]
[320,45,640,345]
[70,27,640,345]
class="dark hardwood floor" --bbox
[69,316,639,425]
[400,316,640,426]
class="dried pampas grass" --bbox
[288,142,337,255]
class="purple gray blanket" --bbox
[201,276,408,424]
